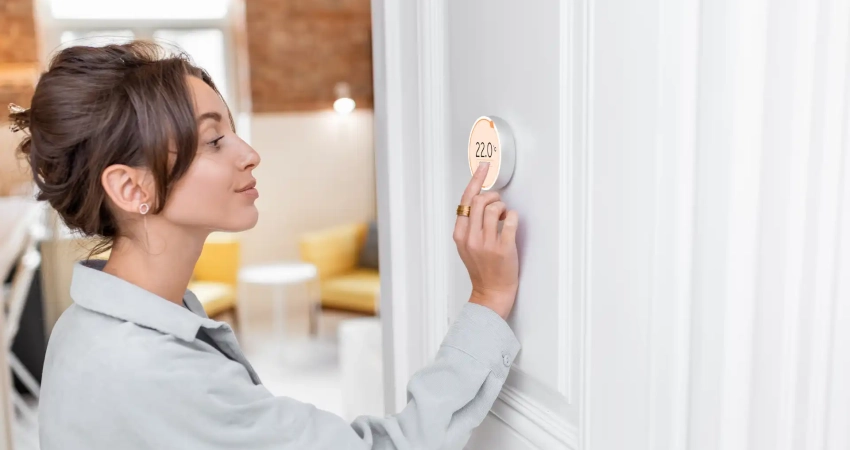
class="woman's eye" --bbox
[208,136,225,149]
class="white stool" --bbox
[338,317,384,421]
[238,263,319,343]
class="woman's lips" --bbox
[240,187,259,198]
[237,180,258,198]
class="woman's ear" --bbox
[101,164,155,214]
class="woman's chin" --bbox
[218,207,259,232]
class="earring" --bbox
[139,203,149,215]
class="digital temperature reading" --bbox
[467,116,516,191]
[474,141,497,158]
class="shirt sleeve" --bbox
[349,302,521,449]
[140,302,521,450]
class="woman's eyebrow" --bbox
[196,111,222,124]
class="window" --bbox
[38,0,243,116]
[48,0,228,20]
[153,29,229,102]
[59,30,134,47]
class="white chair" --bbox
[3,229,42,430]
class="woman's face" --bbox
[159,76,261,232]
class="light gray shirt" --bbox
[39,261,521,449]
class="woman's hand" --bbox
[453,163,520,320]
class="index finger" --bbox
[460,162,490,205]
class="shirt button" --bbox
[502,354,511,367]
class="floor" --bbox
[12,295,377,448]
[239,311,350,417]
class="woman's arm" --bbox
[350,302,520,448]
[129,301,518,450]
[128,163,522,449]
[348,161,522,447]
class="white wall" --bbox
[683,1,850,449]
[241,111,376,264]
[374,0,850,448]
[588,0,850,447]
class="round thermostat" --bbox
[467,116,516,191]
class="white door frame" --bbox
[371,0,452,414]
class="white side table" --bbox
[238,262,319,343]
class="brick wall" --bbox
[0,0,37,194]
[0,0,37,65]
[0,0,38,108]
[245,0,373,113]
[1,0,374,112]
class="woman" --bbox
[8,42,521,449]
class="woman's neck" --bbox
[102,227,207,306]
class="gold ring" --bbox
[456,205,471,217]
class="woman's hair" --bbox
[7,41,229,253]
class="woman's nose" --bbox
[239,141,261,170]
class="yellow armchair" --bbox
[299,223,380,334]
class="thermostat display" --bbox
[467,116,516,190]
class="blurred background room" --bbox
[0,1,383,448]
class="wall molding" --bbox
[716,0,769,447]
[417,0,451,360]
[372,0,410,413]
[803,0,850,446]
[646,0,700,448]
[826,70,850,447]
[491,386,579,449]
[558,0,576,402]
[775,0,820,447]
[579,0,595,446]
[372,0,432,413]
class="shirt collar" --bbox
[70,260,225,342]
